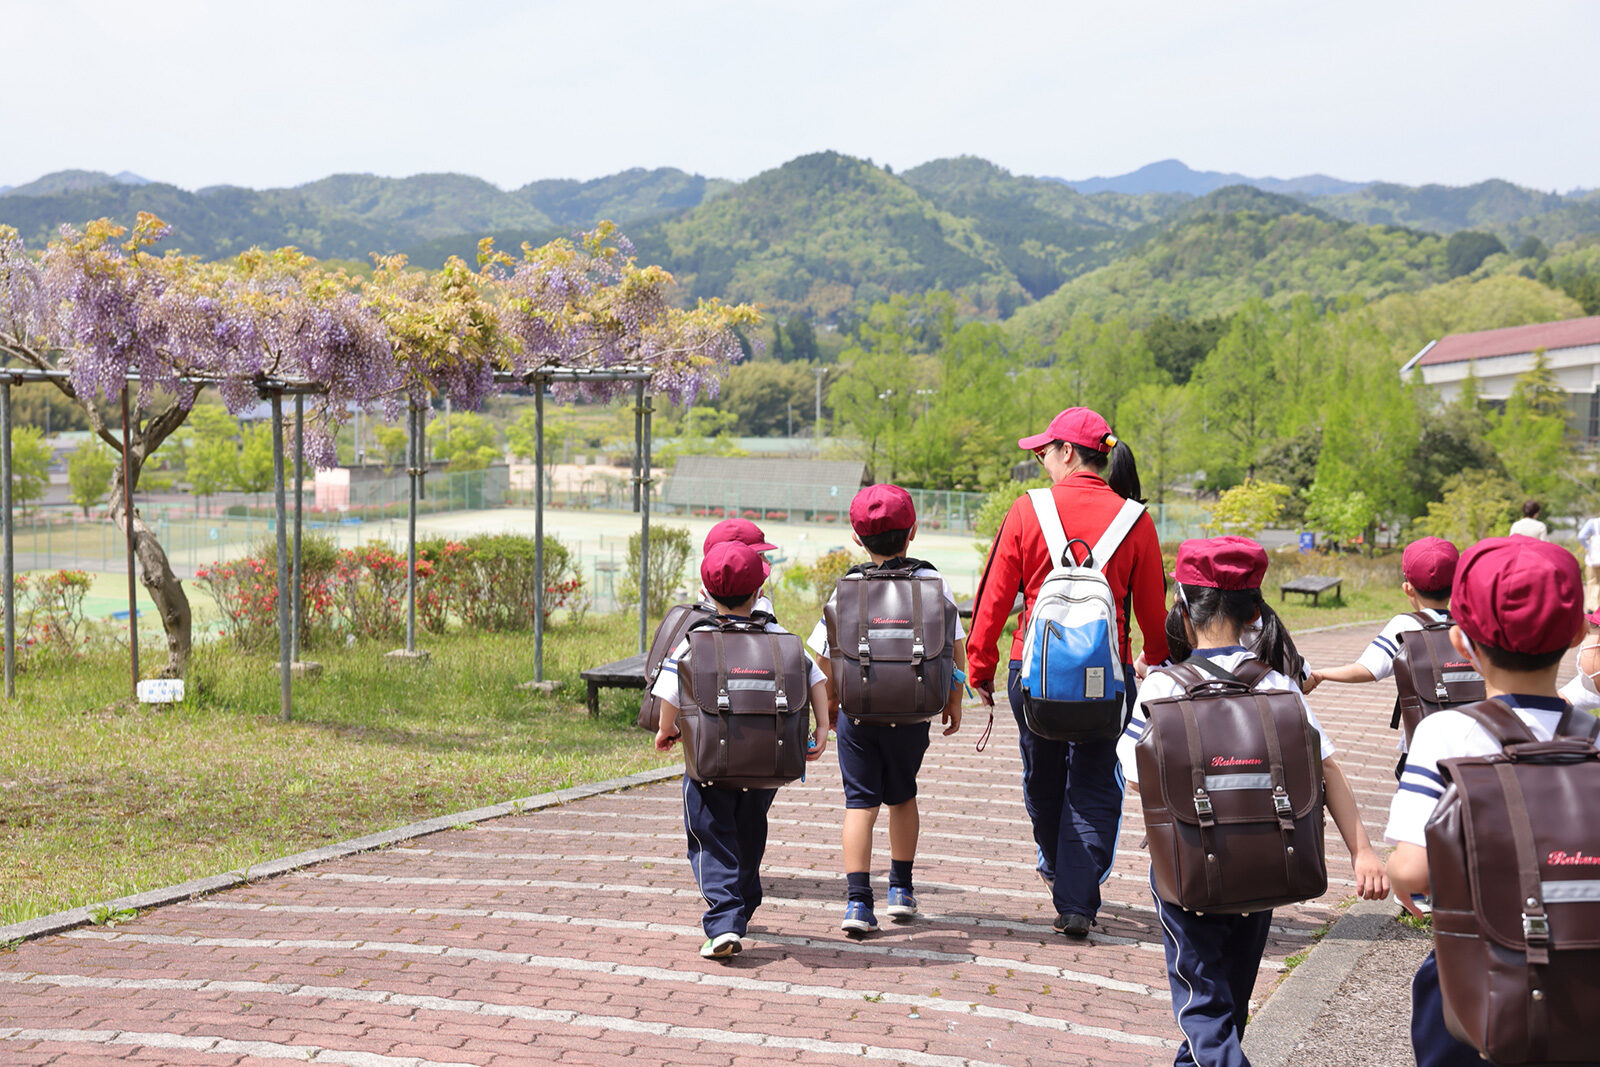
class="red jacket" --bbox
[967,471,1170,686]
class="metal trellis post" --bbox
[639,393,653,655]
[534,383,545,682]
[121,387,138,697]
[271,391,292,722]
[0,379,12,700]
[291,394,304,665]
[406,398,419,653]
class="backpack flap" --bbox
[1434,748,1600,955]
[825,567,956,724]
[677,625,811,788]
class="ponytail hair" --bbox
[1168,583,1305,679]
[1072,436,1145,502]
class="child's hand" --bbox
[1302,671,1324,695]
[1133,654,1150,681]
[1352,848,1390,900]
[654,726,680,753]
[973,679,995,707]
[942,702,962,736]
[806,727,827,761]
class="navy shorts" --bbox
[835,714,931,809]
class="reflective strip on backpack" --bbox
[1541,879,1600,903]
[726,679,777,692]
[1204,773,1275,791]
[867,627,915,640]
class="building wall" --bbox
[1417,343,1600,442]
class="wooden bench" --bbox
[1279,575,1343,606]
[956,592,1025,620]
[578,652,649,717]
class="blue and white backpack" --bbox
[1018,488,1147,741]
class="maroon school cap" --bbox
[703,518,778,555]
[849,484,916,536]
[1017,407,1118,453]
[1452,537,1583,655]
[1172,536,1269,591]
[1401,537,1460,592]
[700,541,770,599]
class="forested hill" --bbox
[0,167,726,260]
[1009,190,1450,339]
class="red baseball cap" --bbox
[700,541,770,599]
[849,484,916,536]
[1018,407,1118,453]
[1401,537,1460,592]
[1452,537,1583,655]
[703,518,778,555]
[1173,536,1269,591]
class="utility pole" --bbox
[813,366,826,439]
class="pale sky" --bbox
[4,0,1596,193]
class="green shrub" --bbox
[455,534,584,631]
[619,525,693,618]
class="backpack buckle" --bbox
[858,641,872,661]
[717,691,731,712]
[1273,789,1293,816]
[911,640,925,664]
[1435,682,1450,700]
[1193,791,1214,820]
[775,692,789,712]
[1523,913,1550,944]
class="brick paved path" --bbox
[0,625,1407,1066]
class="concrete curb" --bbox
[0,764,683,945]
[1242,898,1402,1067]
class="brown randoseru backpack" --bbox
[638,602,775,731]
[676,616,812,789]
[1425,699,1600,1065]
[1391,612,1485,744]
[1135,656,1328,912]
[824,558,958,726]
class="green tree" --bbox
[1304,483,1379,552]
[654,408,747,464]
[1445,231,1508,278]
[1486,351,1576,508]
[67,439,117,517]
[1119,382,1192,506]
[427,410,499,471]
[714,361,818,437]
[1145,313,1230,386]
[1192,302,1282,480]
[10,426,50,514]
[1203,479,1292,537]
[1415,471,1522,544]
[235,423,276,496]
[372,425,409,472]
[185,405,239,513]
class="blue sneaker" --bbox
[885,885,918,922]
[840,900,878,937]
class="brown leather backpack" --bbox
[676,617,812,789]
[1135,656,1327,912]
[1425,699,1600,1065]
[638,602,774,731]
[1392,612,1485,744]
[824,558,957,726]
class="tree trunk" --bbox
[109,462,192,678]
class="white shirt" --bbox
[1384,694,1569,847]
[1243,617,1312,681]
[1560,665,1600,716]
[650,615,826,704]
[698,590,774,617]
[1117,647,1336,786]
[1509,518,1549,541]
[1579,518,1600,566]
[805,566,967,658]
[1357,609,1450,682]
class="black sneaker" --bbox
[1053,912,1092,938]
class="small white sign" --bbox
[136,679,185,704]
[1084,667,1105,701]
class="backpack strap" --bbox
[1185,655,1273,691]
[1452,698,1540,747]
[1027,488,1071,568]
[1410,609,1452,632]
[1088,498,1148,574]
[767,633,791,715]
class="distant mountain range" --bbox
[1061,159,1369,198]
[2,156,1597,326]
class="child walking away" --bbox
[809,484,966,937]
[1118,537,1388,1066]
[637,519,781,733]
[1386,537,1597,1066]
[1558,609,1600,715]
[651,540,828,959]
[1308,537,1484,775]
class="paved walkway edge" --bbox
[0,764,684,945]
[1242,898,1403,1066]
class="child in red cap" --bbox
[701,518,780,616]
[1310,537,1462,772]
[651,540,830,959]
[1385,536,1588,1067]
[806,484,967,935]
[1119,536,1388,1066]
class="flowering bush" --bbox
[0,570,95,662]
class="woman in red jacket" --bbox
[969,407,1169,938]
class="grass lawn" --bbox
[0,617,673,925]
